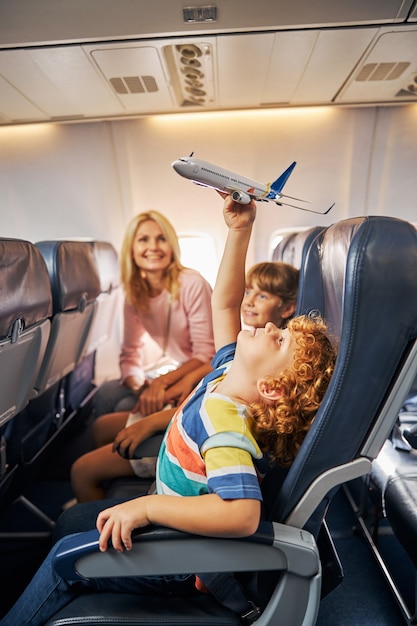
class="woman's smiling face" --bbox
[132,219,172,273]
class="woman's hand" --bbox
[163,372,195,407]
[136,378,168,415]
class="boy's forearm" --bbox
[146,493,260,538]
[97,493,261,552]
[213,224,253,311]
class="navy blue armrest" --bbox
[52,520,318,583]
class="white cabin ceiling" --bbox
[0,0,417,126]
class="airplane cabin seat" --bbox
[81,240,121,360]
[62,240,122,416]
[0,241,102,525]
[271,226,324,269]
[45,216,417,626]
[34,240,102,397]
[0,238,52,426]
[0,238,52,497]
[362,385,417,622]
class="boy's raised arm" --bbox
[212,194,257,351]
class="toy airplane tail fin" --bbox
[270,161,296,194]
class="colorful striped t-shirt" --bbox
[156,343,263,502]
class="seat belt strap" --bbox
[196,572,261,625]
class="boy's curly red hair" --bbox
[248,315,337,467]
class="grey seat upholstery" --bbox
[81,240,121,360]
[0,238,52,426]
[0,240,121,532]
[0,238,52,489]
[271,226,324,269]
[34,240,102,396]
[46,216,417,626]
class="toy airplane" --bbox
[172,153,334,214]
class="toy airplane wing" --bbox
[262,197,335,215]
[258,193,334,215]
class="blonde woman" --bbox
[73,211,215,499]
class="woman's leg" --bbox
[94,379,137,418]
[70,443,135,502]
[92,411,129,447]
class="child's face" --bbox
[241,281,287,328]
[237,322,296,379]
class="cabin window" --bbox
[179,233,218,287]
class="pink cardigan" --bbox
[119,269,215,384]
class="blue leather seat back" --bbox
[268,216,417,530]
[0,238,52,426]
[272,226,325,318]
[34,240,101,395]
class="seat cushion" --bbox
[45,592,239,625]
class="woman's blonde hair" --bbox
[120,210,185,311]
[249,315,336,467]
[246,262,299,306]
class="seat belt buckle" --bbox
[241,601,262,625]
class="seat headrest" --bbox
[272,226,324,269]
[0,238,52,339]
[36,241,101,314]
[90,241,120,294]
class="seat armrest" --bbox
[53,521,319,582]
[132,432,164,458]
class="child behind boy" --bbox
[70,260,300,502]
[241,260,299,330]
[0,194,336,626]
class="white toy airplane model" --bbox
[172,153,334,214]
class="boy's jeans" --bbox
[0,534,196,626]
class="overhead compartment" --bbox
[85,39,217,112]
[336,27,417,104]
[0,24,416,125]
[0,47,124,123]
[215,29,380,108]
[88,46,174,112]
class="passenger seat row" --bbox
[0,238,120,512]
[47,215,417,626]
